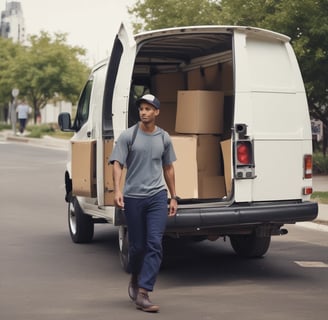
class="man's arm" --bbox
[163,163,178,216]
[112,160,124,209]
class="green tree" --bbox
[0,32,90,123]
[0,37,24,121]
[128,0,221,33]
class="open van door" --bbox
[100,21,137,206]
[233,28,313,202]
[67,21,136,206]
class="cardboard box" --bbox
[171,135,198,198]
[220,139,232,195]
[187,68,206,90]
[104,139,126,205]
[151,72,186,102]
[156,102,177,134]
[175,90,224,134]
[220,61,233,92]
[198,175,226,198]
[171,135,224,198]
[71,140,97,197]
[197,135,222,175]
[188,65,221,90]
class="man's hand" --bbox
[114,190,124,209]
[168,198,178,216]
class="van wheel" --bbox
[230,234,271,258]
[68,197,94,243]
[118,226,129,272]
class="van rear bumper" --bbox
[166,201,318,232]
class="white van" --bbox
[58,24,318,269]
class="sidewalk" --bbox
[1,128,327,228]
[0,129,69,150]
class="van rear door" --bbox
[100,21,136,206]
[233,28,312,202]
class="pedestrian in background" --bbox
[109,94,178,313]
[16,99,30,134]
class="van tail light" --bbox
[237,142,252,165]
[234,124,255,179]
[235,140,256,179]
[304,154,312,179]
[303,187,313,195]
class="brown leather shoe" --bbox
[128,275,138,301]
[136,292,159,312]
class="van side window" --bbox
[73,79,93,131]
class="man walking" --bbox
[16,99,30,134]
[109,94,178,312]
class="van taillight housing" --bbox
[237,142,252,165]
[304,154,313,179]
[234,124,256,179]
[235,140,256,179]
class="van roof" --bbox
[135,25,290,43]
[91,25,290,72]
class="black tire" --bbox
[68,197,94,243]
[230,234,271,258]
[118,226,129,272]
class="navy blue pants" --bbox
[19,118,27,133]
[124,190,168,291]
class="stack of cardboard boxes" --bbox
[152,65,233,199]
[172,90,226,199]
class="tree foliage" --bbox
[128,0,221,33]
[0,32,89,122]
[0,37,24,103]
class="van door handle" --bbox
[87,131,91,138]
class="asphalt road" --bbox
[1,141,328,320]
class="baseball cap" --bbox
[136,94,160,109]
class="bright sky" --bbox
[0,0,135,66]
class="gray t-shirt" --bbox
[109,125,177,198]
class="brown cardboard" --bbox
[205,64,221,90]
[171,135,224,199]
[221,139,232,195]
[151,72,186,102]
[170,135,198,198]
[156,102,177,134]
[197,135,222,175]
[176,90,224,134]
[198,175,226,198]
[187,68,206,90]
[71,140,97,197]
[220,61,233,92]
[104,139,126,205]
[188,65,221,91]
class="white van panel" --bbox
[247,37,295,92]
[252,140,308,201]
[112,23,137,138]
[234,31,305,93]
[249,92,311,140]
[233,29,312,203]
[92,65,108,205]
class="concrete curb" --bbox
[1,130,69,150]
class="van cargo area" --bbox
[59,26,318,266]
[125,31,234,202]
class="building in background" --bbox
[41,101,73,124]
[0,1,25,43]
